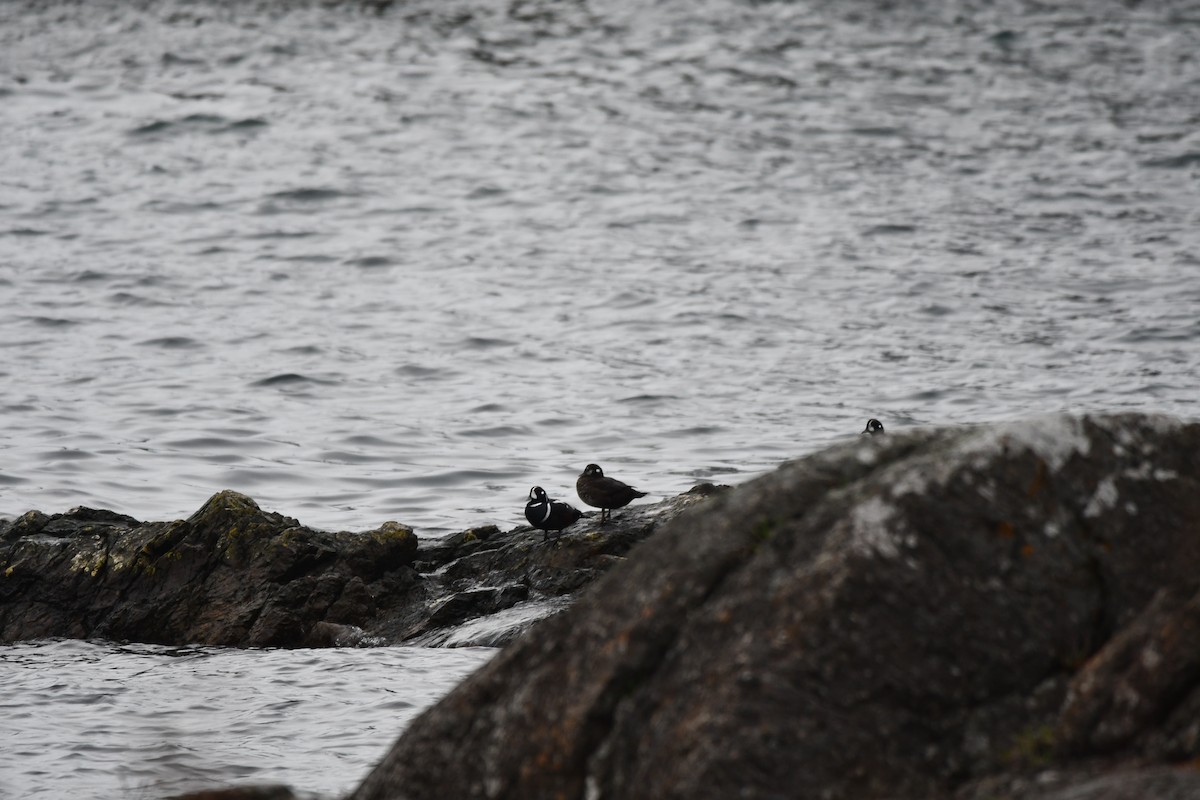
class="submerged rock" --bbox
[348,413,1200,800]
[0,484,721,648]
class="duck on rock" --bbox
[576,464,646,524]
[525,486,583,540]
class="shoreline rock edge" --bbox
[346,413,1200,800]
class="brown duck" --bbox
[576,463,646,523]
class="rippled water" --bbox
[0,639,494,799]
[2,0,1196,536]
[1,1,1198,796]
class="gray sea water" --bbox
[0,639,494,798]
[1,0,1198,797]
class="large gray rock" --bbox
[349,413,1200,800]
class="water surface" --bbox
[2,0,1196,535]
[0,639,493,799]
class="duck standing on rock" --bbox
[525,486,582,541]
[576,463,647,523]
[862,418,885,435]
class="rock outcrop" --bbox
[348,413,1200,800]
[0,486,720,648]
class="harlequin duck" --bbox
[576,463,646,523]
[862,418,885,435]
[525,486,582,540]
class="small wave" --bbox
[393,469,512,488]
[1117,326,1194,343]
[108,292,172,307]
[162,436,247,450]
[143,200,224,214]
[341,434,398,447]
[25,316,78,328]
[918,304,954,316]
[618,394,682,404]
[468,403,508,413]
[466,185,507,199]
[456,425,532,439]
[664,425,726,437]
[37,449,96,461]
[139,336,204,349]
[317,449,392,465]
[1,228,49,237]
[168,90,225,101]
[256,187,359,215]
[161,52,206,66]
[606,213,690,229]
[862,224,917,236]
[229,118,268,130]
[267,188,350,203]
[251,373,337,387]
[460,336,515,349]
[1141,152,1200,169]
[71,270,110,282]
[275,254,338,264]
[247,230,321,240]
[127,114,268,140]
[345,256,395,269]
[606,290,655,309]
[395,364,453,379]
[534,416,574,427]
[849,126,905,137]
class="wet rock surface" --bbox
[348,413,1200,800]
[0,486,722,648]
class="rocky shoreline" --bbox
[0,482,723,648]
[346,412,1200,800]
[6,412,1200,800]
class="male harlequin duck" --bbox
[862,418,885,435]
[525,486,582,540]
[576,463,646,523]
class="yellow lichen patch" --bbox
[1004,723,1056,767]
[4,565,13,578]
[70,549,108,578]
[205,490,260,515]
[273,528,302,548]
[220,525,249,561]
[131,552,158,576]
[371,521,415,545]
